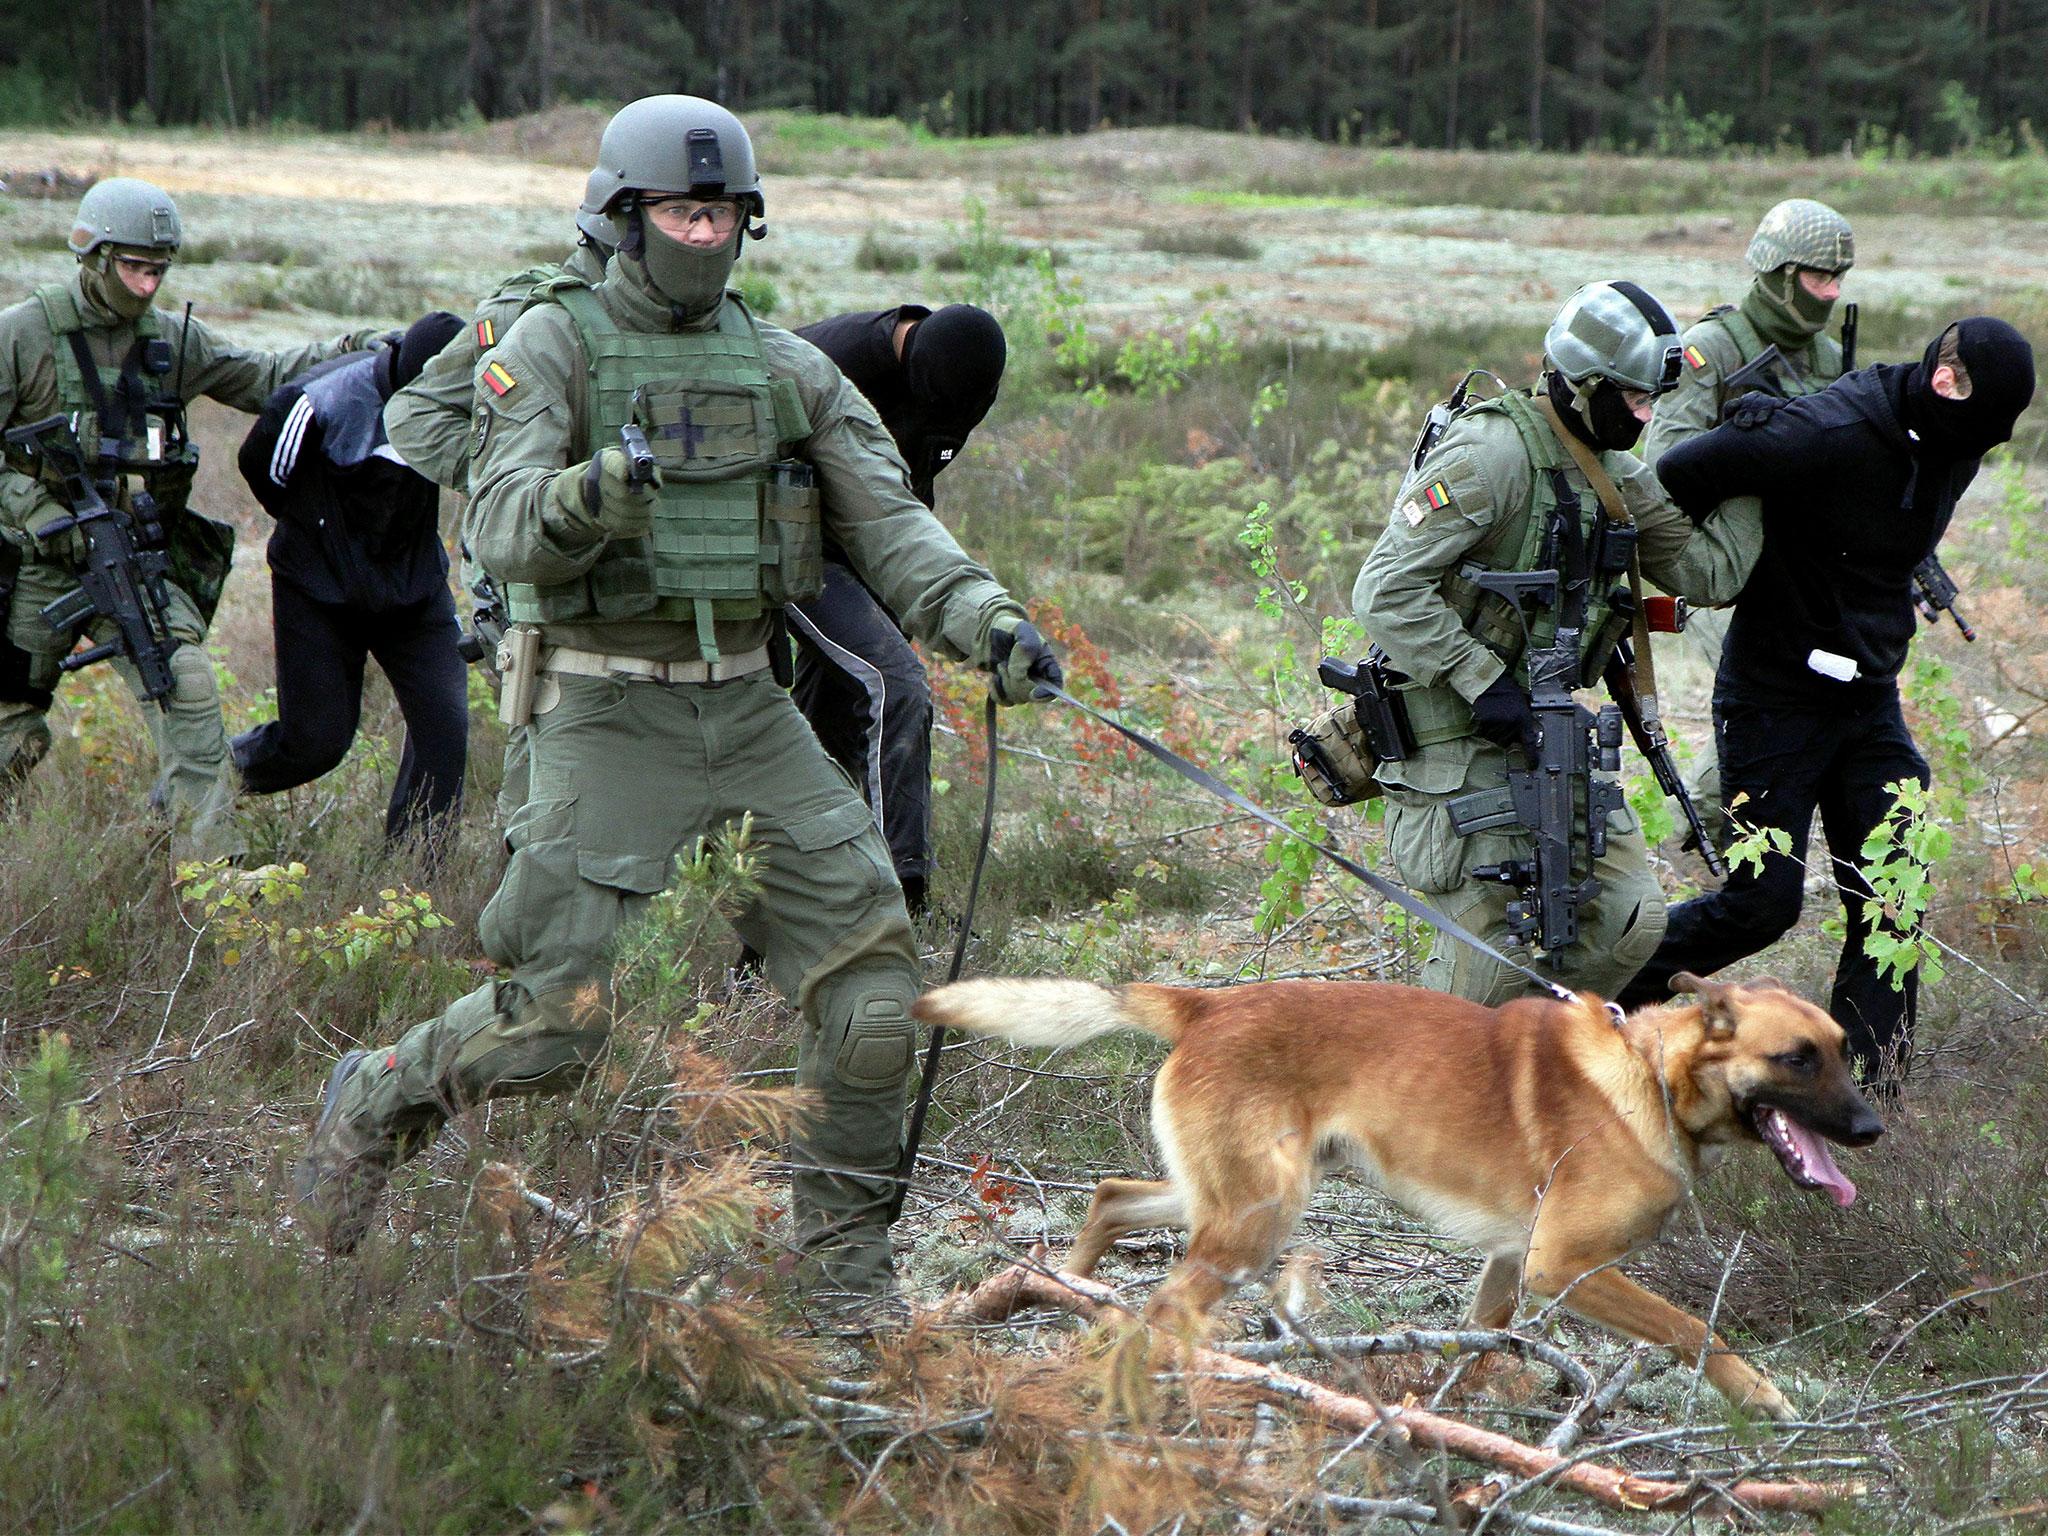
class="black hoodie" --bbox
[1656,321,2033,700]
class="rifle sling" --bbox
[1530,395,1668,745]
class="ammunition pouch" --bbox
[1290,703,1381,806]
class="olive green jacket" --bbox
[0,271,347,534]
[1354,401,1762,709]
[1642,292,1844,464]
[385,241,609,494]
[467,259,1022,665]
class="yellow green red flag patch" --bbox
[1684,344,1708,370]
[483,360,517,397]
[476,317,497,349]
[1422,480,1452,511]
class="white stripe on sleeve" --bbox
[270,394,316,486]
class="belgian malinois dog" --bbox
[914,971,1883,1420]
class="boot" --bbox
[291,1050,405,1254]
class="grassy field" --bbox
[2,118,2046,1532]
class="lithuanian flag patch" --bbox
[476,317,497,349]
[482,360,517,397]
[1684,344,1708,370]
[1422,480,1453,511]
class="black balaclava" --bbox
[382,310,463,397]
[1905,317,2036,462]
[1546,370,1644,453]
[903,304,1007,427]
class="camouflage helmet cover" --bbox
[588,94,764,220]
[1544,280,1684,395]
[1746,198,1854,275]
[69,176,183,257]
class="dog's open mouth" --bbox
[1748,1104,1858,1207]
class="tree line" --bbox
[3,0,2043,154]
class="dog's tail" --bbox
[911,978,1190,1049]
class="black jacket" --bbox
[237,351,448,610]
[1656,364,1979,700]
[796,306,954,508]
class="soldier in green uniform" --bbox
[0,178,369,856]
[385,166,620,826]
[1354,281,1763,1005]
[294,96,1060,1309]
[1642,199,1855,846]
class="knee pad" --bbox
[1610,894,1669,978]
[0,715,52,783]
[168,642,219,706]
[812,969,918,1093]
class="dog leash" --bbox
[1034,680,1577,1005]
[888,692,1000,1224]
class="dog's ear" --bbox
[1671,971,1739,1039]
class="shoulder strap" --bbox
[1716,306,1764,365]
[1530,394,1629,526]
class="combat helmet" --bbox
[1746,199,1854,275]
[1544,280,1683,395]
[587,95,764,228]
[68,177,182,258]
[575,167,621,250]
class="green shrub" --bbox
[854,229,920,274]
[1138,225,1262,260]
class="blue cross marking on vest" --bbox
[665,407,707,458]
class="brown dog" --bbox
[913,971,1882,1420]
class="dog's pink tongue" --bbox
[1785,1117,1858,1207]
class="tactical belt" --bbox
[539,642,772,685]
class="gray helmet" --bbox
[1746,199,1854,275]
[589,94,763,222]
[1544,280,1684,395]
[68,177,182,258]
[575,167,621,250]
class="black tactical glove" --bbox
[985,613,1063,706]
[1470,670,1539,759]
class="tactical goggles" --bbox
[640,196,742,236]
[112,253,173,280]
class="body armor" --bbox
[504,285,824,653]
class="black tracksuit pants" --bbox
[233,576,468,847]
[1618,682,1930,1079]
[788,561,933,906]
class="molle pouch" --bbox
[1288,701,1382,806]
[1592,516,1636,575]
[636,378,776,482]
[759,460,822,605]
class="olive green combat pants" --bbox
[332,670,922,1297]
[1380,737,1665,1006]
[1,550,245,860]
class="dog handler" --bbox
[292,95,1061,1313]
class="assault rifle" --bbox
[1912,554,1976,642]
[1445,562,1627,957]
[1603,635,1727,879]
[4,414,179,705]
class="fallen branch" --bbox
[943,1263,1862,1519]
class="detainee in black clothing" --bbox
[232,311,469,850]
[1618,318,2035,1086]
[789,303,1006,913]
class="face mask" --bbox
[1586,381,1648,451]
[1753,267,1834,342]
[632,214,737,317]
[1906,318,2036,462]
[81,249,154,322]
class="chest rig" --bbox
[1436,390,1634,691]
[1707,306,1836,401]
[505,285,824,659]
[21,283,199,519]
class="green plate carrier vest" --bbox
[505,284,824,660]
[20,283,233,618]
[1708,305,1838,401]
[1397,390,1630,746]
